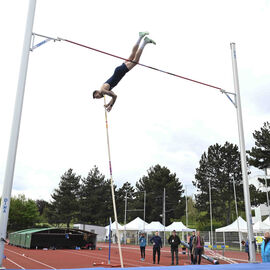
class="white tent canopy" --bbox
[263,216,270,226]
[105,221,124,231]
[165,221,195,232]
[253,220,270,232]
[124,217,148,231]
[215,216,247,233]
[145,221,165,232]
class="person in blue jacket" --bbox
[150,231,162,264]
[261,231,270,263]
[139,233,146,261]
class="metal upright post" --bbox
[0,1,36,267]
[230,43,256,263]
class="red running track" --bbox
[3,243,261,269]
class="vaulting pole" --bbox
[230,43,256,263]
[103,97,124,268]
[0,1,36,267]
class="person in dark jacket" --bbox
[168,230,181,265]
[188,231,196,264]
[150,231,162,264]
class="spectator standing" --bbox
[150,231,162,264]
[189,231,196,264]
[192,231,204,265]
[261,231,270,263]
[168,230,181,265]
[139,233,146,261]
[243,238,257,261]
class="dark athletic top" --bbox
[150,235,162,248]
[105,63,129,90]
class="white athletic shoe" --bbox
[139,31,149,37]
[144,36,156,45]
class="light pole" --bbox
[209,180,213,248]
[185,186,188,227]
[232,176,242,251]
[124,190,146,244]
[124,193,127,244]
[143,191,146,232]
[163,188,166,246]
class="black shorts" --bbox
[105,63,129,90]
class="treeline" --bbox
[8,164,186,231]
[7,122,270,232]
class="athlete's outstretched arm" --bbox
[101,89,117,112]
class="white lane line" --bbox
[61,250,139,267]
[228,257,248,263]
[5,248,56,269]
[6,257,25,269]
[207,249,238,264]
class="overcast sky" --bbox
[0,0,269,201]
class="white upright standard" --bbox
[230,43,256,263]
[0,1,36,267]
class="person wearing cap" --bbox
[168,230,181,265]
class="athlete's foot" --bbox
[139,31,149,37]
[144,36,156,45]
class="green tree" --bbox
[248,122,270,203]
[79,166,113,226]
[194,142,261,227]
[8,194,40,231]
[50,169,81,228]
[35,199,49,216]
[135,164,185,225]
[247,122,270,171]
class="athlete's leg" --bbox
[125,36,156,70]
[127,32,149,61]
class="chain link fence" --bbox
[118,230,265,252]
